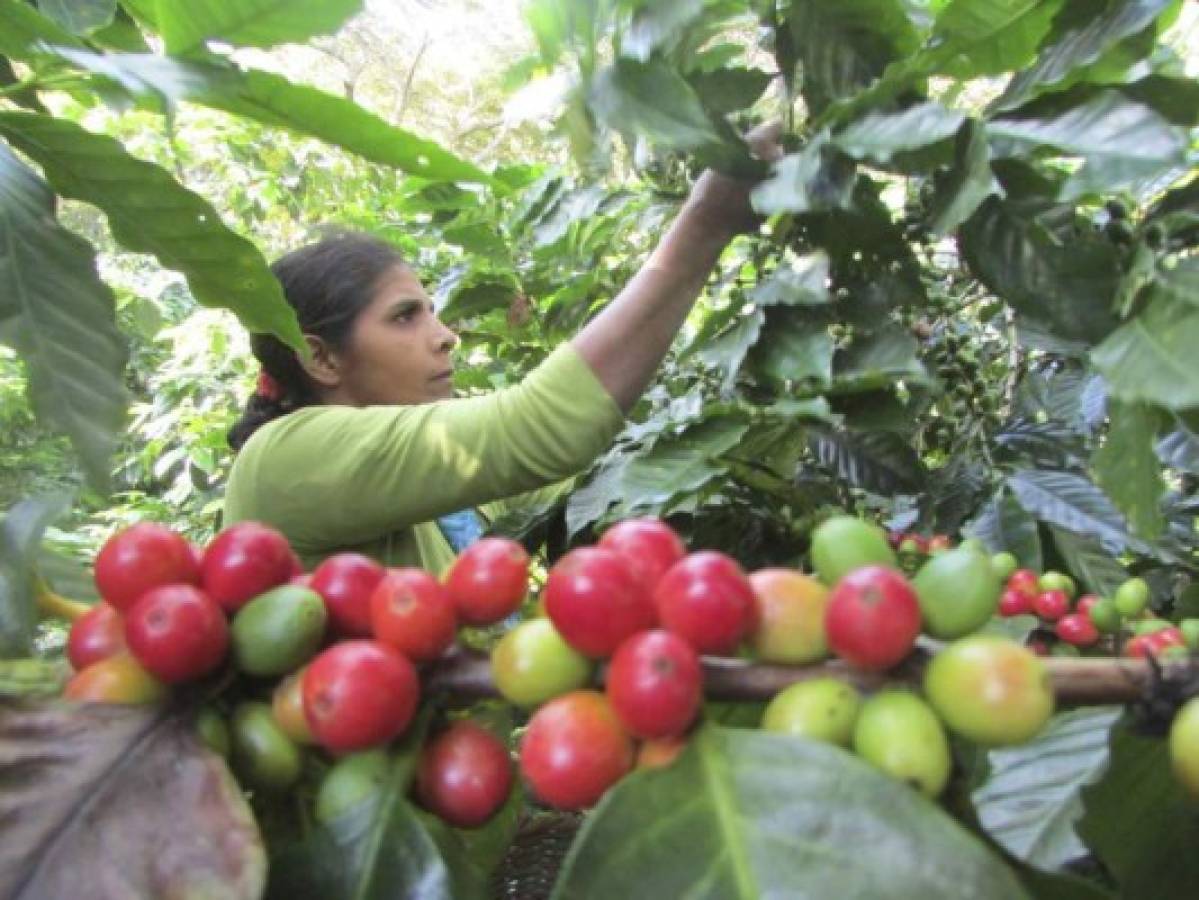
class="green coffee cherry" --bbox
[1114,578,1150,618]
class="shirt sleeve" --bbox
[226,343,624,549]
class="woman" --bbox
[224,131,779,574]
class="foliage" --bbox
[1,0,1198,897]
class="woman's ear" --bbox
[299,334,341,389]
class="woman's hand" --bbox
[679,123,785,239]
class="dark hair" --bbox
[228,232,406,451]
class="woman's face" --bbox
[330,264,459,407]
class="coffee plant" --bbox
[2,1,1199,898]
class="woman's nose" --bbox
[435,318,458,352]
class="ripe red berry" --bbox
[416,721,513,829]
[605,630,702,740]
[1032,590,1070,622]
[1006,569,1040,600]
[519,691,632,810]
[598,518,686,594]
[545,548,656,658]
[94,523,200,611]
[125,585,229,683]
[67,603,126,671]
[653,551,755,655]
[998,588,1033,618]
[443,537,529,626]
[1055,613,1098,647]
[824,566,921,671]
[303,641,419,753]
[1075,595,1101,618]
[202,522,297,613]
[309,553,386,637]
[370,568,458,663]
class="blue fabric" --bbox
[437,508,485,554]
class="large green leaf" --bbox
[0,0,84,59]
[1006,469,1141,556]
[833,102,964,164]
[808,427,926,495]
[618,416,749,512]
[1050,527,1131,597]
[960,198,1119,345]
[551,726,1029,899]
[749,309,834,388]
[0,111,303,349]
[622,0,706,61]
[695,307,765,391]
[41,49,492,184]
[0,702,265,898]
[1078,720,1199,900]
[1092,399,1164,540]
[965,490,1043,570]
[1092,259,1199,410]
[0,496,69,659]
[0,143,128,492]
[927,119,999,235]
[931,0,1064,77]
[687,66,773,116]
[972,708,1122,870]
[785,0,921,118]
[993,0,1178,111]
[831,328,928,393]
[590,58,753,173]
[751,132,856,215]
[37,0,115,33]
[267,712,483,900]
[749,252,830,308]
[156,0,362,56]
[988,90,1190,199]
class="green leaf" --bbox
[0,144,128,492]
[0,111,303,350]
[808,427,926,495]
[965,490,1043,570]
[622,0,706,61]
[1092,399,1164,540]
[0,0,85,57]
[993,0,1177,111]
[0,702,266,897]
[831,328,928,393]
[551,726,1029,899]
[267,712,468,900]
[618,416,749,512]
[1007,469,1142,556]
[749,253,830,308]
[687,67,772,116]
[988,90,1190,199]
[156,0,363,56]
[1078,720,1199,900]
[696,308,765,391]
[0,496,69,658]
[931,0,1064,77]
[37,0,115,33]
[1049,528,1131,597]
[927,119,999,235]
[435,265,519,323]
[833,102,964,164]
[42,50,492,184]
[751,133,855,216]
[1156,415,1199,475]
[972,708,1122,870]
[1093,259,1199,410]
[786,0,921,118]
[590,58,751,171]
[749,309,834,388]
[960,198,1119,345]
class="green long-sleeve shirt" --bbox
[222,344,624,575]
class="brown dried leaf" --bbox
[0,700,265,900]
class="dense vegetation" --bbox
[2,1,1199,898]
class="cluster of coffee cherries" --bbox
[995,564,1197,659]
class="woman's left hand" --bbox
[681,122,784,238]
